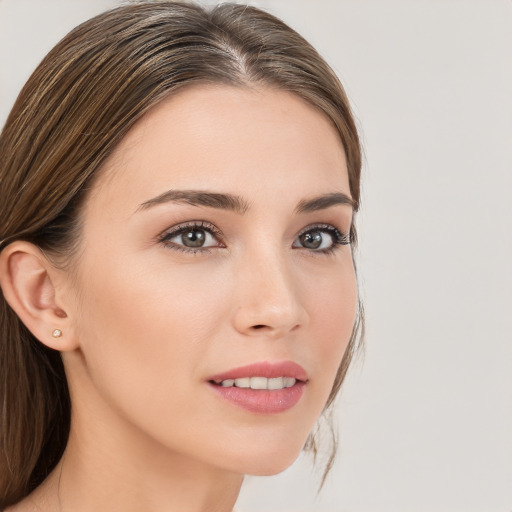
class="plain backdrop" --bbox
[1,1,511,511]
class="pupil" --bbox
[182,230,205,247]
[301,231,322,249]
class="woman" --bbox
[0,2,363,510]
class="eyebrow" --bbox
[137,189,354,214]
[137,189,250,214]
[295,192,355,213]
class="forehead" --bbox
[88,84,349,215]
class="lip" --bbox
[207,361,308,414]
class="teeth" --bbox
[268,377,284,390]
[283,377,296,388]
[250,377,268,389]
[219,377,297,390]
[234,377,250,388]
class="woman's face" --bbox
[62,85,357,476]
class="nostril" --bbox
[252,325,266,330]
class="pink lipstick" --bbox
[208,361,308,414]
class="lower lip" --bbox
[209,381,306,414]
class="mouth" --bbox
[207,361,308,414]
[211,376,298,390]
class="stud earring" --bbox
[52,329,63,338]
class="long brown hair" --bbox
[0,1,363,506]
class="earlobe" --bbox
[0,241,77,351]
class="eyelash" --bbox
[295,223,351,255]
[158,221,351,255]
[158,221,224,254]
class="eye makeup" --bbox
[293,223,351,255]
[158,220,225,254]
[157,219,350,256]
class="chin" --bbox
[245,455,301,476]
[222,433,308,476]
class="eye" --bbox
[293,224,350,253]
[159,221,223,252]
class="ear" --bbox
[0,241,78,351]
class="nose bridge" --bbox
[232,241,307,337]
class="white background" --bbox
[1,1,510,511]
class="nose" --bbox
[231,250,308,339]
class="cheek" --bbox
[70,256,230,415]
[67,242,358,474]
[303,260,357,386]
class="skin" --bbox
[4,85,357,512]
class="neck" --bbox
[58,435,242,512]
[59,445,242,512]
[30,419,243,512]
[25,376,243,512]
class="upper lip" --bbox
[208,361,308,383]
